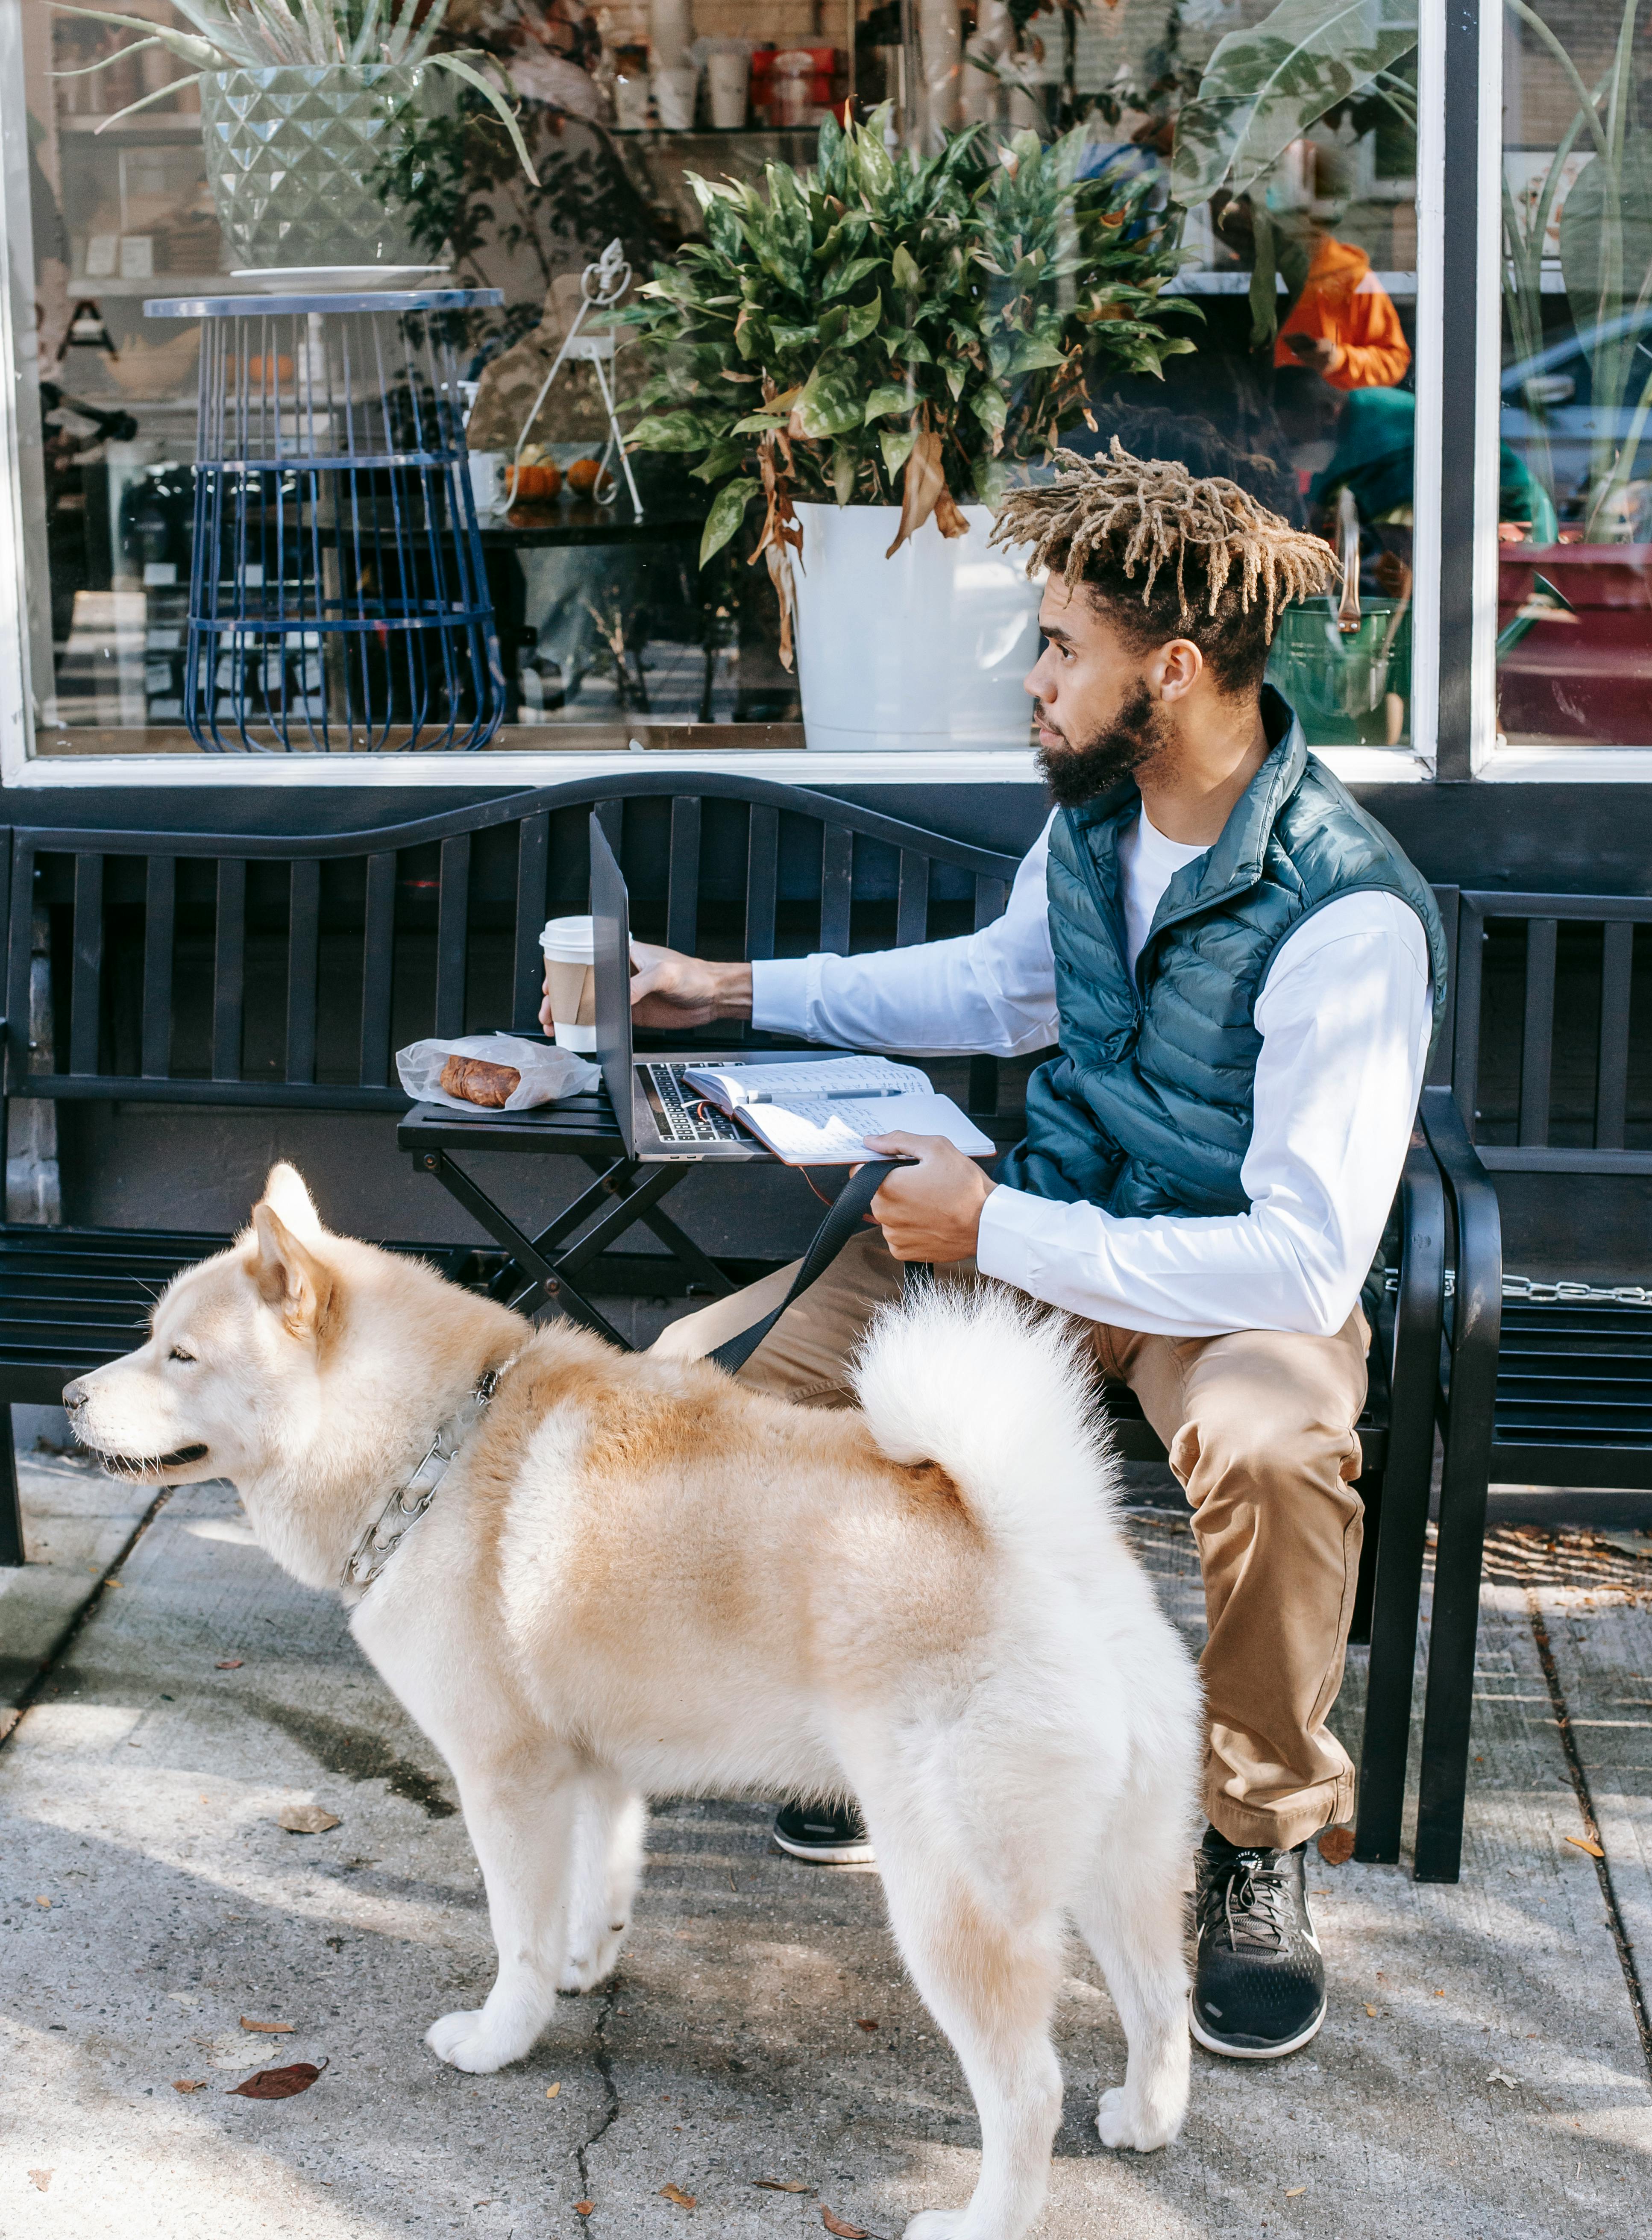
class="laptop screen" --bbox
[589,812,634,1158]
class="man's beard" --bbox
[1035,683,1171,808]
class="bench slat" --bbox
[745,806,778,962]
[212,858,246,1083]
[435,833,470,1039]
[1518,917,1557,1147]
[70,854,103,1076]
[142,857,176,1079]
[666,798,701,954]
[820,824,852,955]
[1596,919,1634,1150]
[896,850,928,948]
[358,851,396,1088]
[286,859,320,1084]
[513,812,549,1032]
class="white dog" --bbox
[65,1164,1200,2240]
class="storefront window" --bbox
[1498,0,1652,748]
[8,0,1422,763]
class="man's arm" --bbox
[870,893,1433,1339]
[628,816,1060,1057]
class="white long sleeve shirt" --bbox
[749,810,1432,1340]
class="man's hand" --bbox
[538,942,754,1034]
[1285,332,1343,377]
[862,1132,996,1264]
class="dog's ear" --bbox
[250,1202,334,1342]
[258,1162,324,1243]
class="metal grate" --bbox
[148,287,505,753]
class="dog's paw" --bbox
[558,1917,629,1995]
[902,2213,966,2240]
[425,2008,528,2074]
[1096,2085,1178,2153]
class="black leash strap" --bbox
[708,1160,899,1376]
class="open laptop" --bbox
[591,811,779,1164]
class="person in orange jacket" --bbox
[1274,230,1410,391]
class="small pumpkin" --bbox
[566,457,611,497]
[505,460,563,501]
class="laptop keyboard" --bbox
[643,1063,745,1144]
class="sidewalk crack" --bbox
[1526,1588,1652,2083]
[575,1980,622,2199]
[0,1484,173,1750]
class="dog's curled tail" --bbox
[850,1284,1115,1551]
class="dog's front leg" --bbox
[559,1771,646,1994]
[427,1752,581,2074]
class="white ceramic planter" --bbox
[791,502,1041,752]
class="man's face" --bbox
[1023,577,1177,808]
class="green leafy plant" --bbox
[49,0,536,176]
[622,106,1193,659]
[1501,0,1652,539]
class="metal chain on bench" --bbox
[1500,1272,1652,1305]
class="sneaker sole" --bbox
[771,1831,877,1866]
[1187,1991,1327,2061]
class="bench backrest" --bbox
[1445,888,1652,1174]
[0,776,1021,1123]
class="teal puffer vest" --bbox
[998,689,1448,1216]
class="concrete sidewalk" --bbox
[2,1471,1649,2239]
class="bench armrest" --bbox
[1417,1085,1504,1407]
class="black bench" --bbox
[1393,890,1652,1878]
[0,777,1463,1879]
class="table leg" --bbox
[416,1149,631,1348]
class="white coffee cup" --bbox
[540,915,598,1051]
[653,64,698,130]
[706,51,748,129]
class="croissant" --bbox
[439,1055,521,1108]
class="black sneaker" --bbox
[771,1800,875,1865]
[1191,1827,1326,2059]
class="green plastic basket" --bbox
[1266,599,1412,748]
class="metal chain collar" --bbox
[341,1362,511,1597]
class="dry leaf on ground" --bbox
[822,2211,869,2239]
[1487,2069,1517,2088]
[1286,2186,1306,2197]
[35,1896,50,1908]
[659,2184,696,2208]
[1316,1827,1355,1866]
[275,1805,340,1835]
[28,2171,52,2192]
[172,2079,207,2093]
[216,1659,243,1669]
[1566,1835,1605,1859]
[1364,2004,1379,2017]
[856,2018,878,2032]
[228,2060,326,2099]
[575,2203,595,2217]
[239,2017,295,2033]
[754,2179,813,2193]
[546,2082,561,2099]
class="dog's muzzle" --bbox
[62,1381,208,1477]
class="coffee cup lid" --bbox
[540,914,595,959]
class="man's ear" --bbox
[250,1202,333,1341]
[259,1162,324,1243]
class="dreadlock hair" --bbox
[990,439,1340,697]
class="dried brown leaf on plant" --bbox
[822,2210,869,2239]
[1566,1835,1605,1858]
[754,2178,814,2193]
[749,427,802,671]
[885,433,960,559]
[1316,1827,1355,1866]
[228,2060,326,2099]
[239,2017,295,2034]
[659,2184,697,2208]
[275,1804,340,1834]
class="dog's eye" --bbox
[169,1347,197,1365]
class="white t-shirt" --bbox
[1116,807,1210,972]
[749,808,1433,1340]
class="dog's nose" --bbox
[62,1380,88,1412]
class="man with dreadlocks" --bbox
[632,441,1447,2064]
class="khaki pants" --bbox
[653,1229,1370,1852]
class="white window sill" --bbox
[7,742,1437,790]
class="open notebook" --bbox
[679,1056,996,1167]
